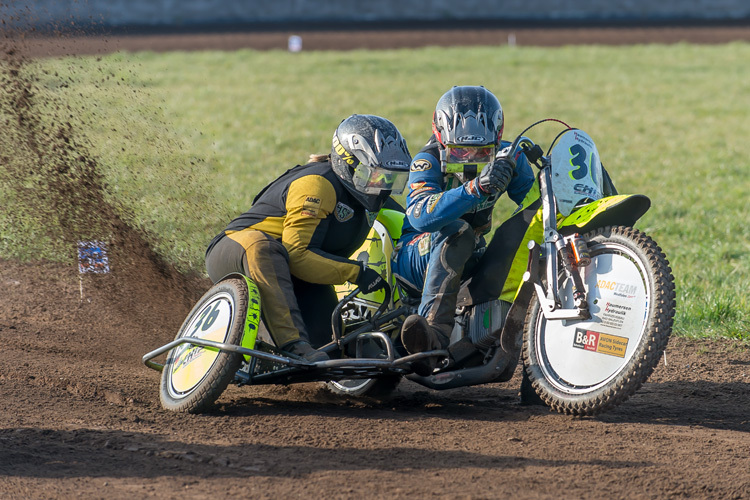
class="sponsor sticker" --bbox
[572,328,628,358]
[413,198,426,218]
[429,371,457,384]
[334,202,354,222]
[456,135,486,143]
[411,159,432,172]
[333,135,356,165]
[573,130,595,149]
[600,301,632,329]
[412,233,430,257]
[574,183,600,198]
[425,193,443,213]
[301,195,322,218]
[597,279,639,299]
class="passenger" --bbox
[205,115,411,362]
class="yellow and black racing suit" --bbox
[205,161,372,348]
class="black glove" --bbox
[477,157,515,195]
[356,266,386,294]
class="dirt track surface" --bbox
[2,26,750,499]
[1,258,749,499]
[17,24,750,58]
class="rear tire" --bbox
[327,375,401,397]
[522,226,675,416]
[326,332,402,397]
[159,278,249,413]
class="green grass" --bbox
[1,42,748,340]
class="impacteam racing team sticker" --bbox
[572,328,629,358]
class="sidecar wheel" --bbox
[160,278,251,413]
[522,225,675,416]
[326,375,402,398]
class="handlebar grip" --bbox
[523,143,545,166]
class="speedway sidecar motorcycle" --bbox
[143,121,675,416]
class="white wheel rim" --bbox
[535,241,651,394]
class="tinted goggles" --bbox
[352,164,409,195]
[445,145,496,164]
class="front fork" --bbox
[524,160,591,321]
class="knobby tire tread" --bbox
[522,225,676,416]
[160,279,248,414]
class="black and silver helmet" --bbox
[331,114,411,212]
[432,86,504,181]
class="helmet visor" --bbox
[352,164,409,195]
[445,145,496,164]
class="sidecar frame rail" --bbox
[142,332,446,382]
[142,337,312,372]
[143,281,456,386]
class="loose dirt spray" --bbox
[0,11,207,345]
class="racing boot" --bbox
[400,314,450,354]
[400,314,451,376]
[283,339,330,363]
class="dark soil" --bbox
[15,24,750,58]
[1,26,749,500]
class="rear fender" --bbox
[558,194,651,235]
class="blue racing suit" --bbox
[392,135,536,334]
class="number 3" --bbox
[568,144,588,180]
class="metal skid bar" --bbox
[141,337,312,372]
[142,331,411,376]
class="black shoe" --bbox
[284,340,330,363]
[400,314,447,355]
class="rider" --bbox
[205,114,411,362]
[393,86,536,355]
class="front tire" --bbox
[523,226,675,416]
[159,278,250,413]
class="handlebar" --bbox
[501,118,573,170]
